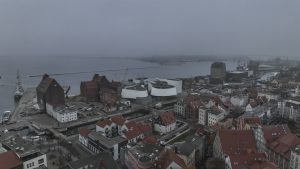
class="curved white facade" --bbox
[161,79,182,93]
[150,85,177,97]
[121,87,148,99]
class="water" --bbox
[0,56,237,113]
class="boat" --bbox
[14,70,24,102]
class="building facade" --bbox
[36,74,65,112]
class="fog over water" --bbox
[0,0,300,112]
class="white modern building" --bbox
[22,152,47,169]
[161,78,183,93]
[121,85,148,99]
[149,82,177,97]
[46,106,78,123]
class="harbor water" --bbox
[0,56,237,113]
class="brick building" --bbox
[36,74,65,112]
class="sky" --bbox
[0,0,299,58]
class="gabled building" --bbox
[0,151,23,169]
[78,127,92,147]
[154,112,176,134]
[252,124,300,169]
[253,124,291,153]
[212,129,277,169]
[96,115,127,136]
[237,116,262,130]
[173,135,206,167]
[122,121,152,143]
[157,149,190,169]
[36,74,65,112]
[80,74,120,102]
[266,133,300,169]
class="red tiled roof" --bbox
[267,133,300,160]
[229,153,270,169]
[158,149,187,169]
[125,121,137,130]
[143,136,158,144]
[124,122,152,140]
[97,119,112,128]
[218,129,257,155]
[249,161,280,169]
[0,151,22,169]
[159,112,176,126]
[79,127,92,137]
[111,115,126,126]
[244,117,261,125]
[139,123,152,133]
[124,127,141,140]
[262,124,290,143]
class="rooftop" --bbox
[126,85,147,91]
[0,151,22,169]
[218,129,257,156]
[1,134,39,157]
[128,143,163,163]
[89,131,127,148]
[66,152,119,169]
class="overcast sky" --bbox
[0,0,299,58]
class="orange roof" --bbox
[139,123,152,133]
[143,136,158,144]
[125,121,137,129]
[229,153,267,169]
[79,127,92,137]
[159,112,176,126]
[111,115,126,126]
[218,129,257,155]
[262,124,290,143]
[267,133,300,160]
[249,160,280,169]
[97,119,112,128]
[244,117,261,125]
[124,127,141,140]
[0,151,22,169]
[158,149,187,169]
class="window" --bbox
[38,158,44,164]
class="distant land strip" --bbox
[28,66,159,77]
